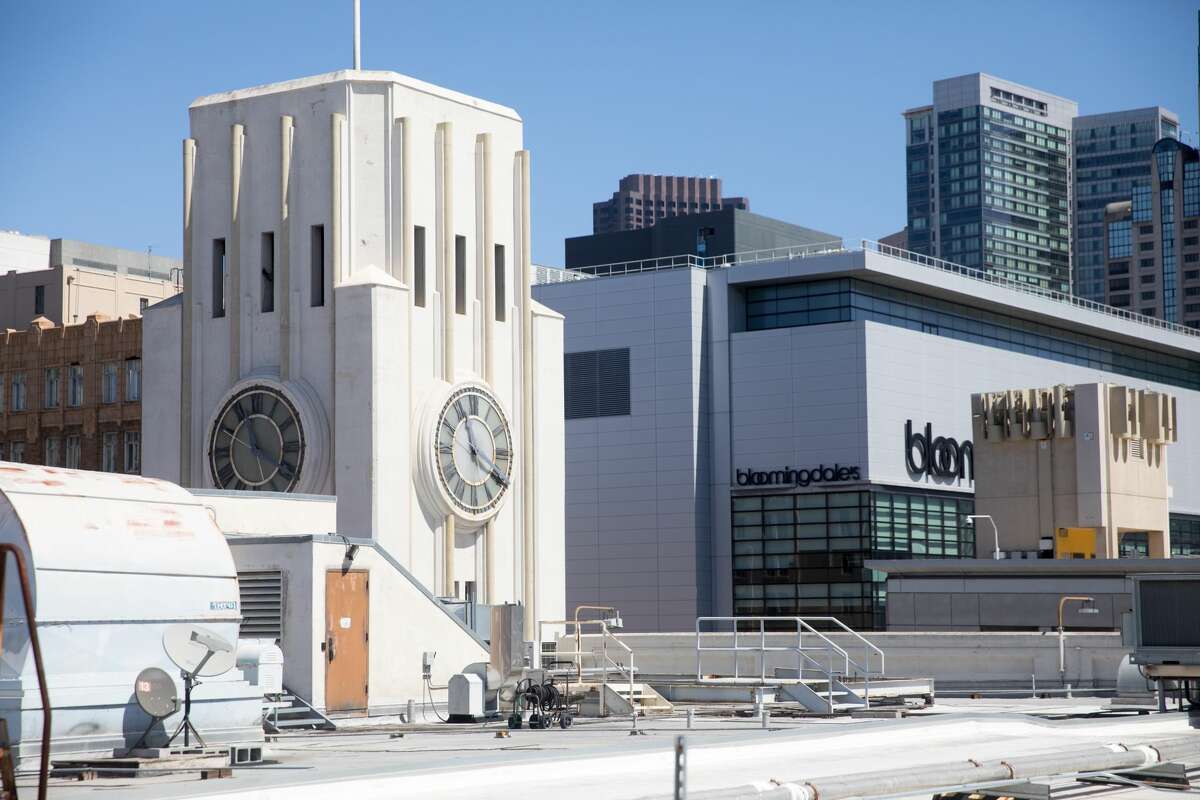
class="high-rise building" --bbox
[1103,137,1200,328]
[1072,108,1178,302]
[904,73,1077,293]
[592,174,749,234]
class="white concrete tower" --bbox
[143,70,565,630]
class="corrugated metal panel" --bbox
[238,569,284,640]
[565,348,630,420]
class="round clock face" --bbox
[435,385,514,515]
[208,385,305,492]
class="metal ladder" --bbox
[695,616,885,715]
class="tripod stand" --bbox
[166,670,205,748]
[166,649,214,749]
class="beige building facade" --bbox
[971,383,1178,558]
[0,235,181,329]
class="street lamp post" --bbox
[966,515,1001,560]
[1057,595,1099,687]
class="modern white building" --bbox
[143,69,565,714]
[533,242,1200,633]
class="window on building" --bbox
[43,436,60,467]
[102,432,118,472]
[125,358,142,402]
[124,431,141,474]
[742,277,1200,390]
[564,348,631,419]
[212,238,226,318]
[413,225,426,308]
[43,367,59,408]
[102,362,118,403]
[67,364,84,407]
[139,297,149,314]
[732,490,974,629]
[310,225,325,307]
[494,244,506,322]
[1132,185,1153,222]
[261,231,275,313]
[10,441,24,463]
[10,373,25,412]
[455,235,467,315]
[34,285,45,316]
[1107,220,1132,258]
[64,435,80,469]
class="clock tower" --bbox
[142,69,565,633]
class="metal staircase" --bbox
[539,617,673,718]
[263,687,337,732]
[695,616,886,716]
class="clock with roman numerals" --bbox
[434,384,513,516]
[208,384,305,493]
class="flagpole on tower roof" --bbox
[353,0,362,70]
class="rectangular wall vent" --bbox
[565,348,631,420]
[238,569,284,640]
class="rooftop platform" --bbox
[34,697,1200,800]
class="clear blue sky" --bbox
[1,0,1198,265]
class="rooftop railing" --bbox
[863,239,1200,340]
[535,237,1200,341]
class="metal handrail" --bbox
[535,237,1200,343]
[797,616,885,678]
[696,616,851,712]
[862,238,1200,340]
[533,240,845,284]
[695,616,887,711]
[538,618,635,717]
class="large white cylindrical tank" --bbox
[0,464,262,765]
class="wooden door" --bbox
[325,570,369,713]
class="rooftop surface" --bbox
[35,698,1200,800]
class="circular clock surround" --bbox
[420,381,515,523]
[206,378,328,495]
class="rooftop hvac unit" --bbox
[1126,575,1200,678]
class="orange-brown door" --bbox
[325,570,369,714]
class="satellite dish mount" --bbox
[161,624,236,749]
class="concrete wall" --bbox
[885,574,1129,631]
[0,265,178,330]
[573,630,1126,689]
[228,537,489,712]
[0,232,50,273]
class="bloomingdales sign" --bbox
[735,464,861,488]
[904,420,974,481]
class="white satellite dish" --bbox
[163,624,236,677]
[161,624,236,748]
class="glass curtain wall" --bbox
[732,488,975,630]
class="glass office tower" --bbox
[905,73,1078,294]
[1072,108,1179,303]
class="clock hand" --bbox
[489,467,509,488]
[473,445,506,482]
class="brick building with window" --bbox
[0,313,142,472]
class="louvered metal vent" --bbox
[564,348,631,420]
[238,569,284,640]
